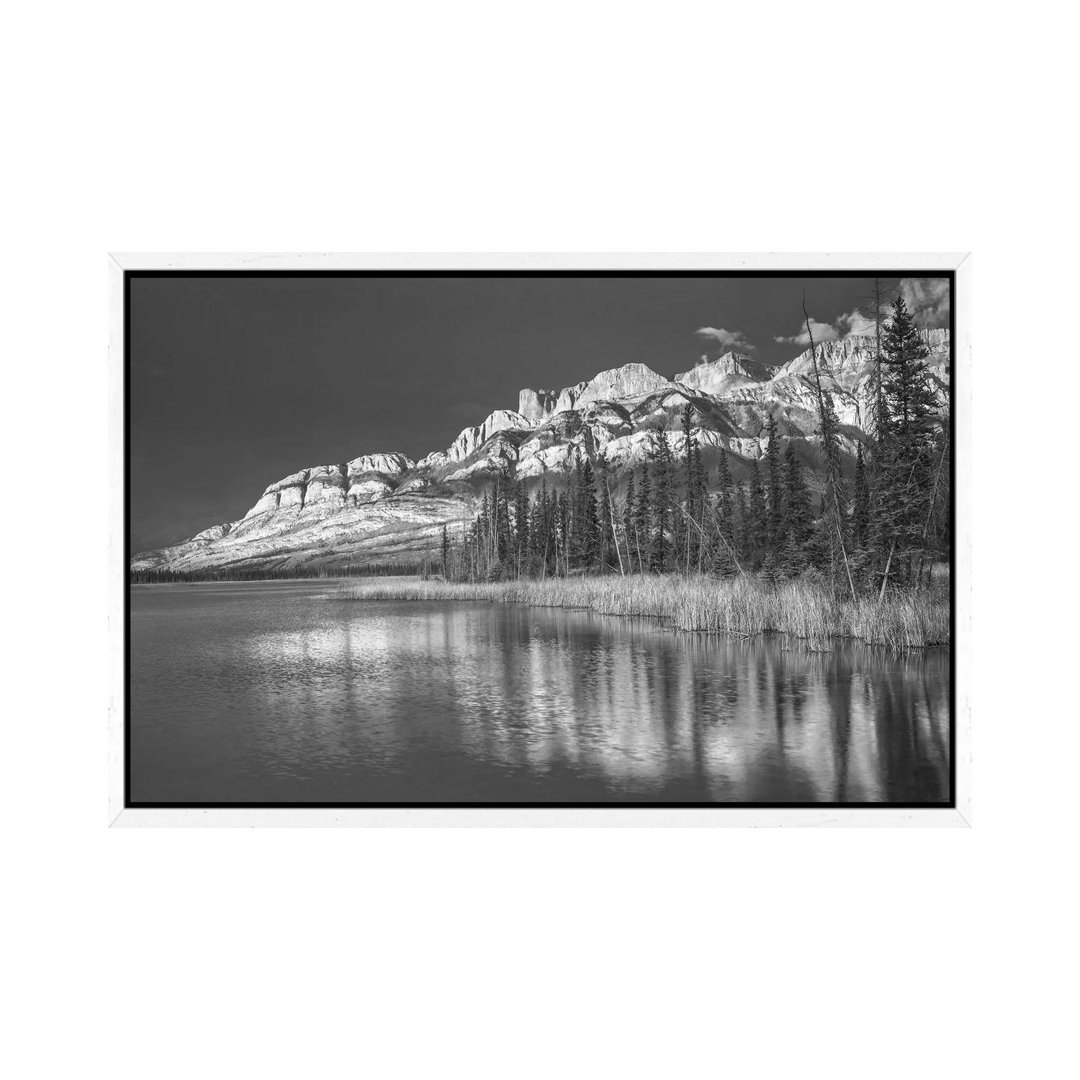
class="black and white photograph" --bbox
[126,267,955,810]
[15,0,1080,1074]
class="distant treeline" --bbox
[442,293,950,600]
[129,561,430,584]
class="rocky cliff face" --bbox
[557,363,674,412]
[518,388,558,421]
[675,352,771,397]
[420,410,536,468]
[133,329,950,573]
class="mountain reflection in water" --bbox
[130,583,950,804]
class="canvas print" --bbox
[127,270,953,807]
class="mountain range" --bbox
[131,328,950,573]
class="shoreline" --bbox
[337,573,949,653]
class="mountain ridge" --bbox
[132,329,949,573]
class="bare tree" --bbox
[802,294,857,603]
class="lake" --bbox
[129,582,951,804]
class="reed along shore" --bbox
[338,572,949,653]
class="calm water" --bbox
[130,582,951,804]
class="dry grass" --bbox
[338,573,949,651]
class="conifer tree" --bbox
[569,449,585,569]
[691,436,707,572]
[648,430,674,572]
[873,295,940,587]
[882,295,938,444]
[635,463,651,573]
[710,494,739,577]
[852,442,869,550]
[556,490,570,576]
[531,480,549,574]
[861,276,899,449]
[922,415,951,576]
[748,458,766,569]
[543,481,555,573]
[780,443,813,576]
[783,443,813,547]
[764,413,784,550]
[681,403,698,570]
[692,437,706,502]
[477,487,492,574]
[623,471,637,573]
[736,483,751,565]
[596,457,614,571]
[514,473,530,570]
[704,447,736,576]
[578,453,598,570]
[715,447,732,530]
[495,475,511,566]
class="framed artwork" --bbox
[110,253,970,826]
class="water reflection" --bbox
[130,584,950,804]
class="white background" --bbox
[2,2,1076,1078]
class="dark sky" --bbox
[129,273,950,551]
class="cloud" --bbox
[900,278,950,328]
[773,316,839,347]
[837,308,876,337]
[774,306,882,347]
[773,280,949,350]
[695,326,756,353]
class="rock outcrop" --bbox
[445,410,534,463]
[553,363,673,413]
[675,352,770,396]
[518,388,558,421]
[347,452,413,475]
[132,330,950,573]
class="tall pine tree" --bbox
[648,430,674,572]
[747,458,766,570]
[635,463,651,573]
[852,442,869,551]
[780,443,813,576]
[596,456,615,571]
[764,413,784,551]
[873,295,940,588]
[623,471,637,573]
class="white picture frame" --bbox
[109,252,971,827]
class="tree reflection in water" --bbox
[131,586,951,803]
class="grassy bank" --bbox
[338,573,949,651]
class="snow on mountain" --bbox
[675,352,773,396]
[132,330,950,573]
